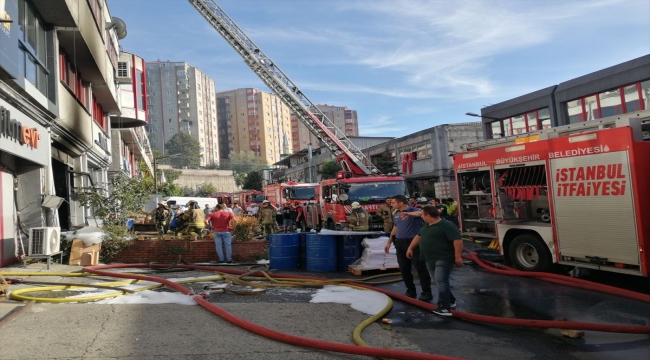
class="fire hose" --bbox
[3,250,649,359]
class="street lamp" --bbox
[465,112,502,121]
[153,153,181,194]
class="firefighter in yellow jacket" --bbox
[376,198,394,232]
[178,200,205,236]
[347,202,369,231]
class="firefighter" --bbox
[259,200,277,239]
[185,200,206,236]
[377,198,394,232]
[151,201,170,236]
[347,202,369,231]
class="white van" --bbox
[163,197,219,209]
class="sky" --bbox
[108,0,650,138]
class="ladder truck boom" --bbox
[188,0,379,176]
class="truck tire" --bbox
[509,234,552,272]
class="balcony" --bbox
[178,93,190,99]
[179,111,190,117]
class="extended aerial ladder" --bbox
[188,0,380,176]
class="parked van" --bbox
[163,197,219,209]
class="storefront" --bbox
[0,98,51,266]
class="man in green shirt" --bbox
[406,206,463,317]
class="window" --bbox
[564,81,648,124]
[18,0,48,95]
[167,109,173,114]
[92,96,106,131]
[166,100,173,105]
[177,70,185,76]
[135,69,145,111]
[59,49,89,107]
[89,0,103,31]
[117,62,128,77]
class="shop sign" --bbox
[0,101,48,166]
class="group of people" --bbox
[258,200,306,238]
[380,195,463,317]
[151,200,206,236]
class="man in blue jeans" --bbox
[406,206,463,316]
[205,204,236,263]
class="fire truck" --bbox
[264,182,317,205]
[234,190,265,208]
[189,0,408,231]
[453,111,650,278]
[209,192,236,207]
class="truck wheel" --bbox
[509,234,552,272]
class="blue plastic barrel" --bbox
[298,233,307,270]
[269,233,300,270]
[306,234,337,272]
[337,235,364,271]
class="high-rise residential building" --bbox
[291,104,359,152]
[217,88,292,164]
[145,61,219,166]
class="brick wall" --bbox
[114,239,267,263]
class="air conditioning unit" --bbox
[28,227,61,256]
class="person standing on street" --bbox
[259,200,277,239]
[206,204,236,263]
[447,198,459,228]
[434,198,449,220]
[204,204,212,218]
[384,195,432,301]
[281,202,294,232]
[293,202,305,232]
[346,202,370,231]
[232,203,243,216]
[406,206,463,316]
[377,197,394,232]
[151,201,170,236]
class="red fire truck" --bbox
[453,112,650,278]
[233,190,266,208]
[264,182,317,205]
[303,174,408,231]
[189,0,409,232]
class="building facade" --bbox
[362,123,483,196]
[217,88,292,164]
[0,0,124,265]
[145,61,218,166]
[480,55,650,139]
[291,104,359,153]
[109,51,153,178]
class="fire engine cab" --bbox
[454,111,650,278]
[264,182,317,205]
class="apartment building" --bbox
[291,104,359,153]
[0,0,127,265]
[217,88,292,164]
[145,61,218,166]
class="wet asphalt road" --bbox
[171,253,650,360]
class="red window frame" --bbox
[92,95,106,131]
[59,48,89,109]
[565,81,647,123]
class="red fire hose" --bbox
[83,263,457,360]
[83,252,650,359]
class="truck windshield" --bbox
[253,194,266,203]
[285,187,316,200]
[341,181,408,203]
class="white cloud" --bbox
[358,115,404,135]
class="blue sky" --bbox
[108,0,650,137]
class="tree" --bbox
[318,159,341,180]
[195,182,217,197]
[242,170,263,191]
[77,174,151,262]
[374,149,398,174]
[165,132,202,168]
[220,151,267,186]
[204,162,220,170]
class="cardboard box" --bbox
[69,239,102,266]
